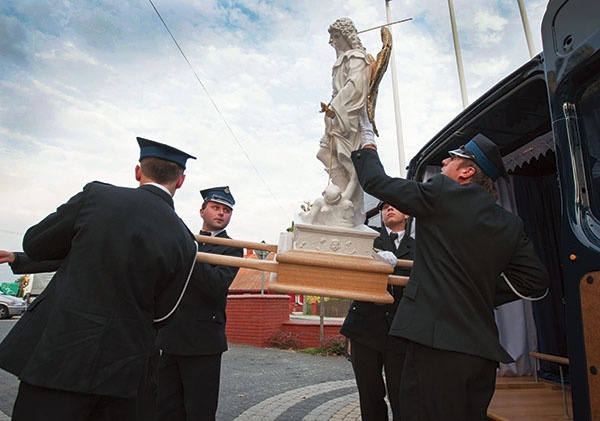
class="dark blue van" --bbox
[405,0,599,418]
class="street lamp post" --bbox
[254,241,269,295]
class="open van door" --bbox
[542,0,600,418]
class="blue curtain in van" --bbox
[511,151,568,378]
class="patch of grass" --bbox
[298,336,346,356]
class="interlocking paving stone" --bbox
[234,380,356,420]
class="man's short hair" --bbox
[457,159,499,200]
[140,157,184,184]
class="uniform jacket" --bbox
[352,148,549,363]
[340,227,415,351]
[0,182,197,398]
[8,252,61,275]
[156,230,243,356]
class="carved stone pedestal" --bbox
[267,223,394,304]
[292,222,379,258]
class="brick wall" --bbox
[281,319,344,348]
[226,294,345,349]
[226,294,290,347]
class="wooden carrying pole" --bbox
[197,252,278,273]
[195,235,412,302]
[195,234,277,253]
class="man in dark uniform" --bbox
[341,203,414,421]
[352,134,549,420]
[156,186,243,420]
[0,137,198,421]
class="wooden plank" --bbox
[488,381,573,421]
[273,263,393,304]
[197,250,407,288]
[273,250,394,304]
[275,250,394,274]
[268,281,393,304]
[580,270,600,420]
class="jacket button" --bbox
[212,315,216,319]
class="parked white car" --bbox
[0,291,28,319]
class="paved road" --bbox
[0,319,18,421]
[0,318,369,420]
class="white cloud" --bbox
[0,0,547,281]
[35,41,100,65]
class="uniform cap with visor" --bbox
[200,186,235,209]
[448,133,507,181]
[137,137,196,169]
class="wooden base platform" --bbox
[487,376,573,420]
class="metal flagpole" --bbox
[447,0,469,109]
[385,0,407,177]
[517,0,536,58]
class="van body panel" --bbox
[401,1,599,418]
[542,0,600,418]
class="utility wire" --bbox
[147,0,288,216]
[0,229,23,236]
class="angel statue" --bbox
[300,17,392,228]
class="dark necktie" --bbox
[390,232,398,252]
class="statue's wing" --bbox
[367,26,392,137]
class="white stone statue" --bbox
[300,184,355,227]
[299,17,392,228]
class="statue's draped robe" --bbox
[322,48,372,226]
[328,49,371,150]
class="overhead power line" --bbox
[0,229,23,236]
[147,0,288,216]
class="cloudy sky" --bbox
[0,0,547,281]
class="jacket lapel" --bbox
[198,230,229,252]
[395,234,413,259]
